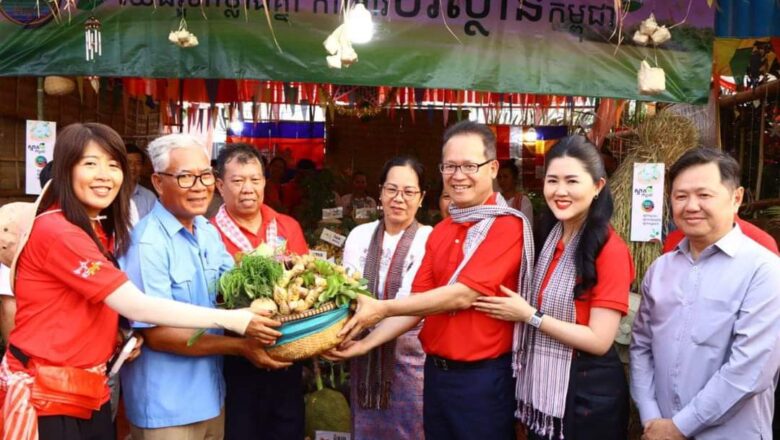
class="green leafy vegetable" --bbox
[219,254,284,309]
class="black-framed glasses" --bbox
[158,171,216,189]
[438,159,495,175]
[380,184,422,200]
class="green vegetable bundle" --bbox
[219,244,373,316]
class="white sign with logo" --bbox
[322,207,343,220]
[630,163,665,242]
[25,120,56,195]
[320,228,347,248]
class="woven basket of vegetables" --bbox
[219,245,372,361]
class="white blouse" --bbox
[342,220,432,299]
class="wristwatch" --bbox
[527,309,545,328]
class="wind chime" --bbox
[85,16,102,61]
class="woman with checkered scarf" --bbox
[476,135,633,440]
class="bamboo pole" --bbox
[720,79,780,108]
[756,98,766,200]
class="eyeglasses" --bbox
[158,171,216,189]
[381,185,421,200]
[438,159,495,175]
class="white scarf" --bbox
[214,204,278,252]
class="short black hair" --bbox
[215,143,265,178]
[442,120,496,160]
[39,161,54,187]
[126,143,146,162]
[668,147,741,191]
[499,159,519,180]
[378,156,426,189]
[269,156,287,168]
[296,159,316,171]
[352,171,367,181]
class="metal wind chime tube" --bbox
[85,16,102,61]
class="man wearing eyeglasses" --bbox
[118,134,288,440]
[210,143,309,440]
[334,121,534,440]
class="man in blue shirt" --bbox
[119,134,290,439]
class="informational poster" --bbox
[25,120,56,195]
[630,163,664,242]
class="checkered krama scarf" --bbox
[515,222,580,439]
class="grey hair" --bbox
[147,134,207,172]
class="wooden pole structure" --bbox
[756,97,766,200]
[719,79,780,108]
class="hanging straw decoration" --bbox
[84,16,102,62]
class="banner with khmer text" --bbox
[0,0,715,103]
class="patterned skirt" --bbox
[351,328,425,440]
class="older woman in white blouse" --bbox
[335,156,432,440]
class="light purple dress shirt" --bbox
[631,225,780,439]
[132,184,158,220]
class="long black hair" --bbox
[536,135,613,298]
[39,123,133,258]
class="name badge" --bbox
[310,250,328,259]
[320,228,346,248]
[322,207,343,220]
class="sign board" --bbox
[25,120,56,195]
[322,207,344,220]
[320,228,346,248]
[630,163,665,242]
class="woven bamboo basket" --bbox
[267,301,349,362]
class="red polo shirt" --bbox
[9,210,126,373]
[536,227,633,326]
[662,217,779,255]
[211,204,309,257]
[412,194,524,361]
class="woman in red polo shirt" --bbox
[476,135,632,440]
[1,123,277,440]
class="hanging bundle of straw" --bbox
[610,111,699,287]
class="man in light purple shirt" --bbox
[631,147,780,440]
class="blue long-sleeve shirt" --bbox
[630,225,780,439]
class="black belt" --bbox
[8,344,30,368]
[427,353,510,371]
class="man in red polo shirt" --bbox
[332,121,533,440]
[211,143,308,440]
